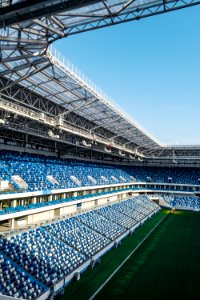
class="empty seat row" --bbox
[0,150,133,193]
[77,210,126,241]
[0,195,159,300]
[0,251,48,300]
[156,194,200,210]
[45,217,110,257]
[0,228,86,287]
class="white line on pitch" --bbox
[89,211,169,300]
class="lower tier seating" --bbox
[97,205,137,229]
[0,195,159,299]
[0,228,86,287]
[77,211,126,241]
[154,194,200,210]
[44,218,110,257]
[0,251,48,300]
[172,196,200,209]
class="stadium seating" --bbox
[0,228,86,286]
[113,199,143,221]
[132,195,157,212]
[0,150,133,192]
[156,194,200,210]
[126,166,200,185]
[124,195,158,220]
[97,205,137,229]
[0,164,9,181]
[148,194,174,206]
[0,251,48,299]
[1,150,200,195]
[149,193,200,210]
[77,211,126,240]
[45,217,110,257]
[172,196,200,209]
[0,196,159,300]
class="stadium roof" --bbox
[0,0,200,162]
[0,43,162,150]
[1,0,199,29]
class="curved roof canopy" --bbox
[0,0,200,159]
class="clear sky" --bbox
[54,5,200,146]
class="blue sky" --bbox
[55,6,200,145]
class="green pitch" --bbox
[58,210,167,300]
[58,210,200,300]
[95,210,200,300]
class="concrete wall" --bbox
[82,200,95,209]
[60,205,77,215]
[108,195,118,202]
[97,197,108,205]
[28,210,54,223]
[1,190,132,228]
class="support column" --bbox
[11,200,17,207]
[54,208,60,217]
[10,218,15,229]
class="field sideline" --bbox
[58,209,168,300]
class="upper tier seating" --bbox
[127,166,200,185]
[1,150,200,195]
[0,150,132,192]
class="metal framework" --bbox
[0,0,200,165]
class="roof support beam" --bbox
[0,61,52,92]
[116,0,136,14]
[0,53,44,64]
[33,19,64,37]
[90,116,122,131]
[59,98,98,117]
[0,35,47,44]
[110,127,133,140]
[0,57,48,77]
[0,0,101,28]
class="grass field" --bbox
[58,210,168,300]
[94,210,200,300]
[57,210,200,300]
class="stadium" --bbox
[0,1,200,299]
